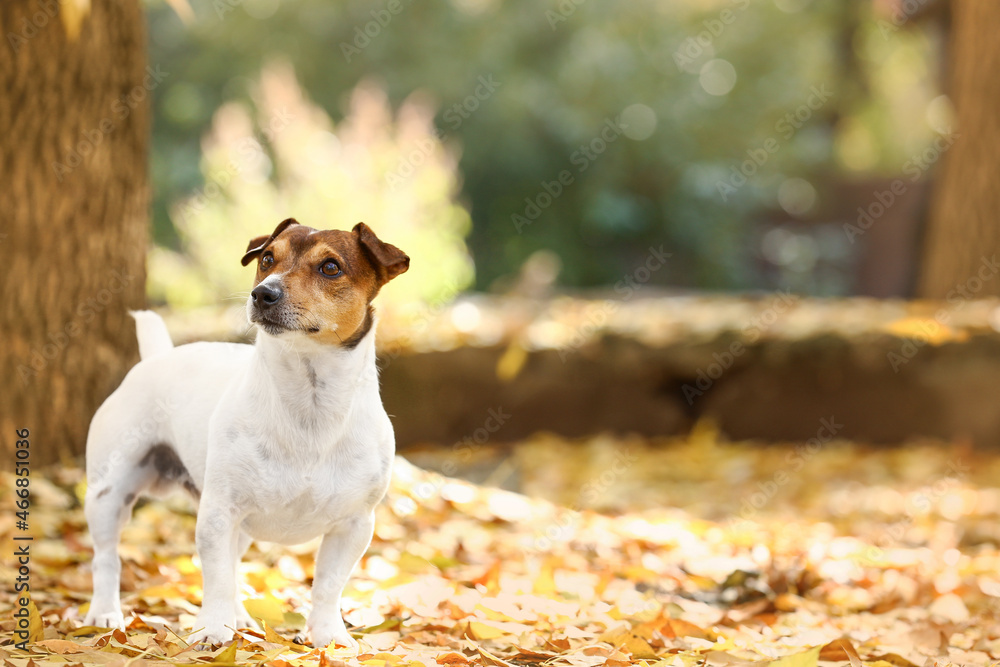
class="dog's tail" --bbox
[130,310,174,361]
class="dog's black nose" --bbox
[251,282,284,309]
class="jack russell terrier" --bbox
[82,219,409,648]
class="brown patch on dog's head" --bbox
[243,219,409,346]
[241,218,299,267]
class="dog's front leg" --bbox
[307,512,375,649]
[190,495,242,646]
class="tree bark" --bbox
[918,1,1000,297]
[1,0,149,467]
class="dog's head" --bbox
[241,218,409,346]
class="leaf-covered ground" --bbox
[4,427,1000,666]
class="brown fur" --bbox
[242,220,409,346]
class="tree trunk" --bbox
[918,1,1000,298]
[1,0,149,467]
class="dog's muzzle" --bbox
[248,282,296,334]
[251,282,284,311]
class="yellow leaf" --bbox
[767,647,820,667]
[372,652,402,664]
[620,635,657,660]
[26,598,44,643]
[865,656,919,667]
[436,652,470,665]
[59,0,91,41]
[476,645,514,667]
[255,621,309,653]
[244,596,287,627]
[495,341,527,382]
[397,551,436,574]
[67,624,112,637]
[264,621,285,644]
[213,641,239,664]
[467,621,507,640]
[357,617,402,634]
[532,558,557,596]
[283,611,307,630]
[598,624,629,643]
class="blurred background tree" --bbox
[919,0,1000,298]
[1,0,148,465]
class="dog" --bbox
[82,218,409,648]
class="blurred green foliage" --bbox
[145,0,944,303]
[148,62,473,312]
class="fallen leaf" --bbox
[244,596,288,627]
[435,651,469,664]
[818,638,862,667]
[766,647,820,667]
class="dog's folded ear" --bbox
[353,222,410,285]
[241,218,300,266]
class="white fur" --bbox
[129,309,174,359]
[83,309,393,649]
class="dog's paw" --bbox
[188,620,236,647]
[307,622,358,650]
[83,608,125,630]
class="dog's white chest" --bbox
[236,450,389,545]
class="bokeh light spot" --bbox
[926,94,956,134]
[620,104,657,141]
[699,59,737,96]
[778,177,817,216]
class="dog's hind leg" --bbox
[83,452,158,629]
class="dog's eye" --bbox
[320,260,341,277]
[260,254,274,270]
